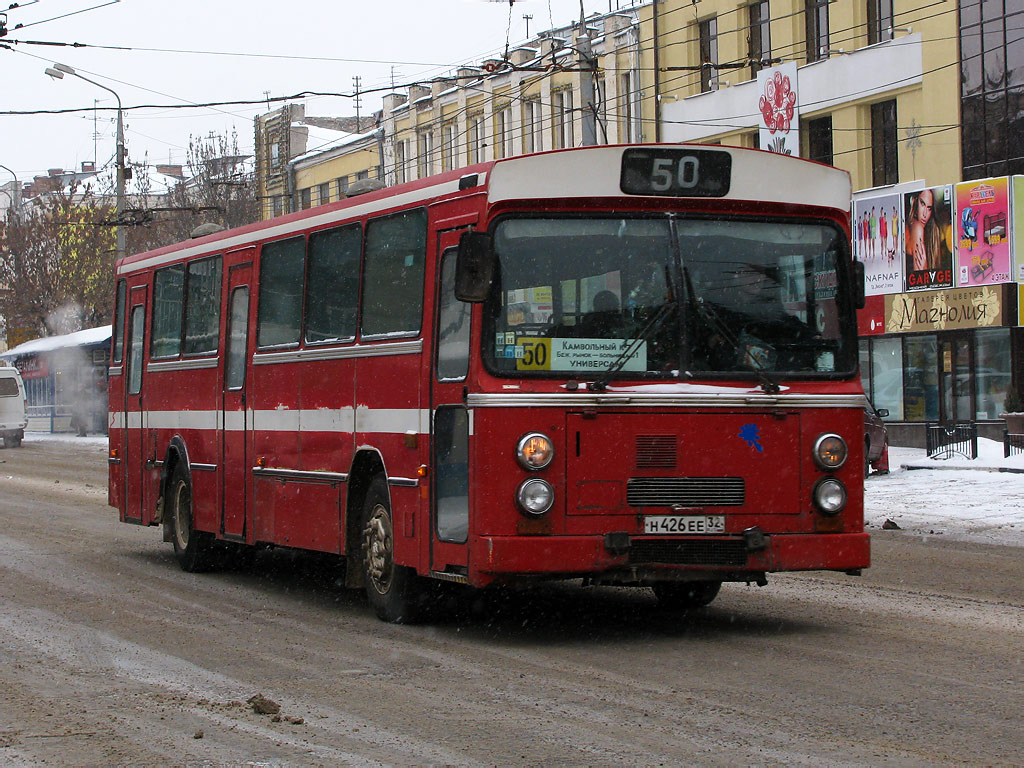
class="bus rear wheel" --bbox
[361,476,425,623]
[652,581,721,610]
[168,464,216,573]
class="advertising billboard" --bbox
[853,192,904,295]
[955,177,1012,287]
[904,185,954,291]
[757,63,799,157]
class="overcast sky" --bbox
[2,0,630,183]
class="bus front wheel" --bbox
[169,464,216,573]
[652,581,721,610]
[361,476,425,623]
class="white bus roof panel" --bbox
[486,145,851,213]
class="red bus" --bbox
[108,144,869,622]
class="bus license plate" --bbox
[643,515,725,535]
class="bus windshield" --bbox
[484,216,856,379]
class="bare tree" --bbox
[0,186,116,342]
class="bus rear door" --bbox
[123,284,147,524]
[221,254,253,540]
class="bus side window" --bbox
[306,223,361,344]
[361,208,428,338]
[437,249,470,380]
[151,264,184,358]
[112,279,127,365]
[257,237,306,348]
[184,256,223,355]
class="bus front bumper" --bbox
[475,532,870,583]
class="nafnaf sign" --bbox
[757,63,799,156]
[853,192,904,295]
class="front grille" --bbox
[626,477,745,507]
[629,539,748,566]
[636,435,677,469]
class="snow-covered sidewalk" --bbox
[866,438,1024,547]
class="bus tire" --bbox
[361,476,424,623]
[168,463,216,573]
[652,580,721,610]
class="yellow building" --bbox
[640,0,962,193]
[254,103,381,221]
[253,8,643,219]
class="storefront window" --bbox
[975,327,1011,418]
[904,335,939,422]
[871,337,904,419]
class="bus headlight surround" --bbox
[813,433,848,470]
[516,432,554,470]
[516,478,554,517]
[813,477,847,516]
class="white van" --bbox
[0,366,27,448]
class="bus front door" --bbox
[430,237,473,578]
[221,259,252,540]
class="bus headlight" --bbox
[516,478,554,516]
[813,477,847,515]
[516,432,554,470]
[813,433,848,470]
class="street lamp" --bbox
[44,62,126,263]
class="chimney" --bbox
[81,161,95,173]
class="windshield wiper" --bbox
[683,267,781,394]
[588,301,675,392]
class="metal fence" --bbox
[1006,431,1024,458]
[926,422,978,460]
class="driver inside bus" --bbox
[701,262,815,371]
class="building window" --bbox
[554,90,574,149]
[271,195,284,218]
[441,123,456,171]
[748,0,771,75]
[619,73,633,142]
[417,131,433,178]
[495,106,514,159]
[806,115,833,165]
[270,142,281,169]
[960,0,1024,178]
[336,176,349,198]
[699,17,719,92]
[468,116,485,164]
[867,0,894,45]
[805,0,829,62]
[318,182,330,206]
[356,170,368,181]
[871,99,898,186]
[523,99,542,153]
[298,187,312,210]
[395,140,407,185]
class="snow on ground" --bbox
[18,432,1024,548]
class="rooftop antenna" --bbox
[263,90,271,110]
[523,13,532,36]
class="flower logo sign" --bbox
[757,67,798,155]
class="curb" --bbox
[901,463,1024,474]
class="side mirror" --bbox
[851,259,866,310]
[876,408,889,418]
[455,230,495,303]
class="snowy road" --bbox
[0,437,1021,766]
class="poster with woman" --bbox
[904,185,953,291]
[852,192,904,295]
[955,177,1012,287]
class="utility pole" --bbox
[353,75,362,132]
